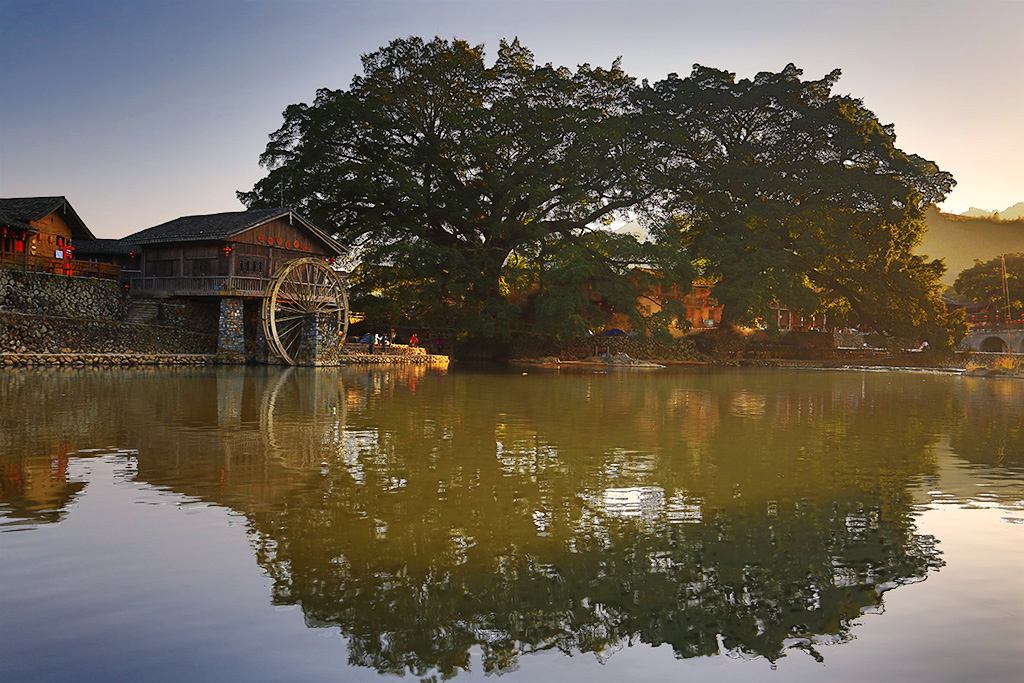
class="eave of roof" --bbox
[124,208,344,255]
[0,196,96,239]
[0,210,34,231]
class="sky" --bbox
[1,0,1021,238]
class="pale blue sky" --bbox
[1,0,1021,237]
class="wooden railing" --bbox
[0,253,121,280]
[130,275,271,296]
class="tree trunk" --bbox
[455,247,513,360]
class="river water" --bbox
[1,366,1022,682]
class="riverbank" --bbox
[0,352,216,367]
[0,349,450,368]
[509,351,1024,378]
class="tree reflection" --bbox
[3,367,1022,677]
[237,370,948,677]
[949,377,1024,472]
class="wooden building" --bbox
[0,196,119,279]
[118,207,345,359]
[125,207,344,297]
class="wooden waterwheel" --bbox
[261,257,349,365]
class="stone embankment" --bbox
[0,268,127,320]
[0,270,220,366]
[341,342,449,366]
[0,353,214,367]
[0,311,217,355]
[1,270,452,367]
[336,353,449,366]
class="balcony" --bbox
[130,275,271,297]
[0,252,121,280]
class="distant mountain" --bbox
[920,207,1024,284]
[962,207,996,218]
[959,202,1024,221]
[1003,202,1024,220]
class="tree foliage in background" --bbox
[954,253,1024,313]
[642,64,961,345]
[239,37,692,346]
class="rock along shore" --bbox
[0,351,450,368]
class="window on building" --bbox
[238,258,266,275]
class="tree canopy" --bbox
[241,36,962,349]
[954,253,1024,313]
[641,64,959,344]
[239,37,688,344]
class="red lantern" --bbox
[223,245,233,256]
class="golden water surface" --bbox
[1,366,1022,682]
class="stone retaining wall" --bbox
[345,342,428,356]
[336,352,449,366]
[0,269,127,320]
[0,353,214,367]
[0,350,447,368]
[155,298,220,330]
[0,310,217,355]
[0,267,447,367]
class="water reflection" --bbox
[1,367,1022,679]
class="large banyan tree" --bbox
[240,36,962,347]
[239,37,691,345]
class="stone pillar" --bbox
[216,297,245,362]
[244,299,270,364]
[294,311,343,366]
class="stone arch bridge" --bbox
[960,328,1024,353]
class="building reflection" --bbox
[0,367,1022,677]
[0,451,83,525]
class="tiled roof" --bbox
[0,196,66,221]
[126,208,287,244]
[74,238,136,256]
[123,208,343,254]
[0,209,33,231]
[0,196,96,239]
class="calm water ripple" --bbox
[1,366,1022,682]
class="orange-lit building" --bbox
[0,196,118,279]
[603,276,724,337]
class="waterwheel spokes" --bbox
[261,257,349,366]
